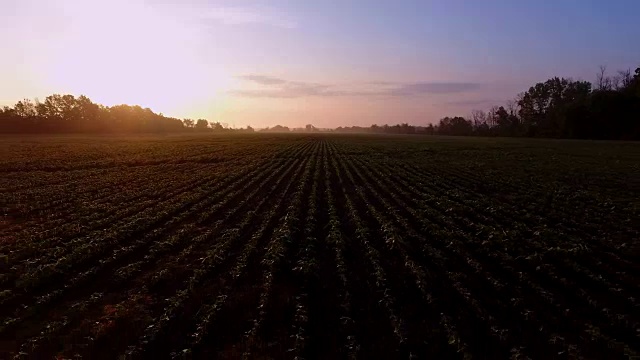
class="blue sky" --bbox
[1,0,638,127]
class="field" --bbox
[1,133,639,359]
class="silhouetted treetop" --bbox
[0,94,244,134]
[438,66,640,140]
[2,65,639,139]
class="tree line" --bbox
[460,66,640,139]
[333,66,640,140]
[0,94,253,134]
[2,66,638,139]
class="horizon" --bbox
[1,0,639,128]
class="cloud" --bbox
[231,80,343,98]
[236,75,288,86]
[443,99,500,106]
[201,7,296,29]
[388,82,482,96]
[232,75,483,98]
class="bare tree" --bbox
[487,106,500,128]
[597,65,606,90]
[617,68,633,89]
[506,99,520,116]
[611,75,621,90]
[597,65,612,90]
[471,109,487,127]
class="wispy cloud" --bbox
[232,75,483,98]
[389,82,482,95]
[236,75,289,85]
[201,7,297,29]
[231,82,343,98]
[443,99,501,106]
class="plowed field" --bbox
[1,134,638,359]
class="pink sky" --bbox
[1,0,638,128]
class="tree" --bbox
[597,65,612,91]
[262,125,290,132]
[75,95,103,131]
[0,93,196,134]
[182,119,195,128]
[13,99,37,118]
[209,121,224,131]
[471,110,490,136]
[517,77,591,137]
[425,123,435,135]
[471,110,487,127]
[436,116,473,136]
[195,119,209,130]
[630,67,640,96]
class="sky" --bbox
[1,0,639,128]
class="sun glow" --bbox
[42,0,232,117]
